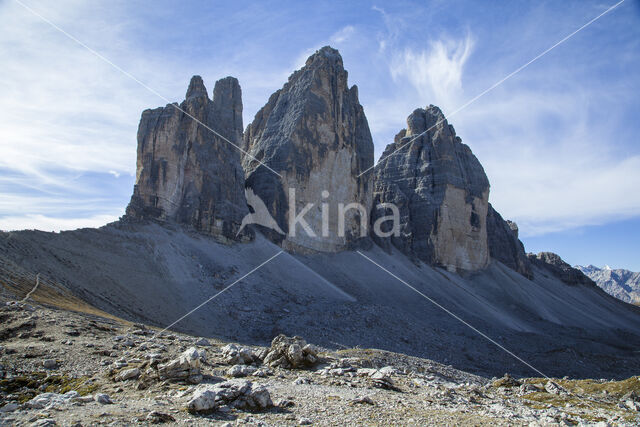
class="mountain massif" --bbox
[1,47,639,380]
[577,265,640,305]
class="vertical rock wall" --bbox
[126,76,249,241]
[372,106,490,272]
[242,47,374,252]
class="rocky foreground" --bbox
[1,297,639,426]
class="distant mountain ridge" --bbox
[576,265,640,305]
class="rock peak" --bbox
[305,46,343,68]
[186,75,208,100]
[373,105,490,272]
[126,75,249,241]
[242,44,373,252]
[212,76,243,143]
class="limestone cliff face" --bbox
[486,204,532,278]
[372,106,490,272]
[126,76,250,241]
[242,46,374,252]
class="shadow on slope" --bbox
[0,221,639,379]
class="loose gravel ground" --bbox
[1,297,639,426]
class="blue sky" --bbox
[1,0,639,270]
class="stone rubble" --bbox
[157,347,206,384]
[220,343,259,365]
[187,380,273,413]
[1,252,639,426]
[262,335,319,369]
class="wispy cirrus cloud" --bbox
[330,25,356,44]
[0,0,302,231]
[389,34,474,113]
[363,2,640,240]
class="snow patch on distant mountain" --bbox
[576,265,640,305]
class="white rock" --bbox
[31,418,57,427]
[294,377,311,385]
[181,347,207,367]
[544,381,567,395]
[187,389,218,412]
[250,385,273,408]
[158,347,206,381]
[625,399,640,411]
[0,402,19,412]
[194,338,211,347]
[26,391,78,409]
[356,368,377,377]
[115,367,140,381]
[252,368,272,377]
[378,366,400,375]
[228,364,257,377]
[370,370,390,381]
[42,359,57,369]
[94,393,112,404]
[221,344,255,365]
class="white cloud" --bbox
[0,0,297,231]
[330,25,355,44]
[455,72,640,237]
[363,5,640,239]
[0,1,156,189]
[0,214,119,232]
[371,5,403,53]
[456,89,640,237]
[390,35,474,113]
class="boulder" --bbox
[157,347,206,383]
[227,364,257,377]
[94,393,112,404]
[125,76,250,241]
[25,391,78,409]
[194,338,211,347]
[0,402,19,412]
[262,335,319,369]
[242,46,374,252]
[42,359,57,369]
[221,343,258,365]
[115,367,140,381]
[187,389,218,413]
[372,106,490,272]
[187,380,273,413]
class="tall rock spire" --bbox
[126,76,250,241]
[372,106,490,272]
[242,46,374,252]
